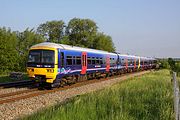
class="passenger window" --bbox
[73,56,76,65]
[128,59,131,65]
[88,57,91,64]
[66,56,72,65]
[99,58,103,64]
[92,57,95,64]
[76,56,81,65]
[136,60,139,65]
[96,57,100,64]
[103,58,106,64]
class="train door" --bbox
[125,58,128,70]
[60,51,65,68]
[134,58,136,69]
[117,55,120,69]
[58,49,65,69]
[106,55,110,72]
[81,52,87,74]
[138,57,141,69]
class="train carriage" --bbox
[27,42,117,87]
[117,54,140,73]
[27,42,157,88]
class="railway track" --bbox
[0,71,150,105]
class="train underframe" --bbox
[34,66,153,89]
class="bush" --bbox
[159,59,170,69]
[175,62,180,77]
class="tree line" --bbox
[167,58,180,76]
[159,58,180,76]
[0,18,115,74]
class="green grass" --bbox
[22,70,174,120]
[0,73,29,83]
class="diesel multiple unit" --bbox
[27,42,157,88]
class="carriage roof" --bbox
[31,42,116,55]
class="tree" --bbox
[59,36,70,45]
[37,20,65,43]
[0,27,19,73]
[66,18,98,47]
[0,18,116,73]
[168,58,176,71]
[93,32,115,52]
[16,28,44,71]
[159,59,170,69]
[175,62,180,74]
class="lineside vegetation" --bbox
[0,18,115,74]
[22,70,174,120]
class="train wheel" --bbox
[60,79,66,87]
[105,73,109,78]
[71,75,76,84]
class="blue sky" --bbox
[0,0,180,58]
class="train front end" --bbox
[27,45,58,85]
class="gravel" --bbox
[0,71,149,120]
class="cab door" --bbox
[81,52,87,74]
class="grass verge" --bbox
[22,70,174,120]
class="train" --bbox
[27,42,157,88]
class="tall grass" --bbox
[22,70,174,120]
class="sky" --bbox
[0,0,180,58]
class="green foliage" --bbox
[168,58,176,71]
[22,70,174,120]
[0,27,19,73]
[37,20,65,43]
[0,18,116,74]
[93,32,115,52]
[175,62,180,71]
[0,27,44,74]
[65,18,115,52]
[159,59,170,69]
[66,18,98,47]
[59,36,70,45]
[159,58,180,76]
[175,62,180,77]
[16,28,44,71]
[162,58,180,76]
[36,18,115,52]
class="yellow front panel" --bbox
[27,46,58,83]
[27,67,57,83]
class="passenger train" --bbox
[27,42,157,88]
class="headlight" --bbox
[28,68,34,72]
[47,69,54,73]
